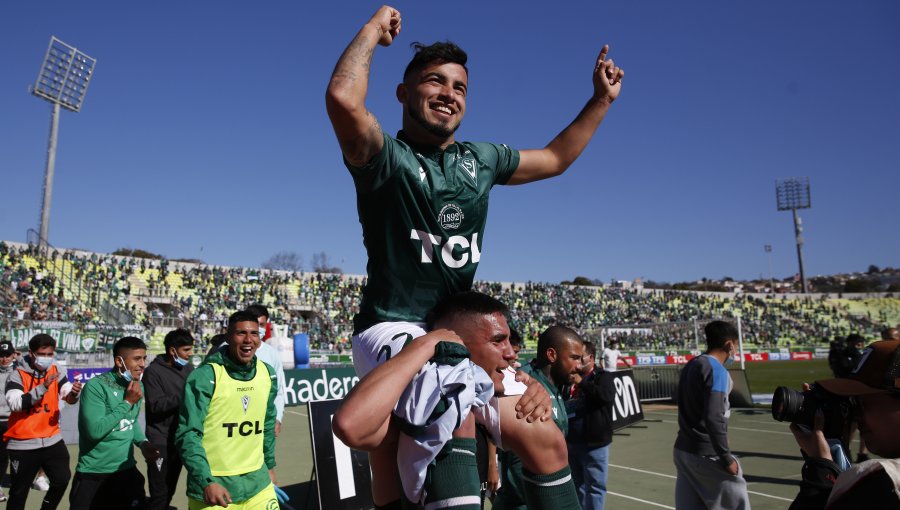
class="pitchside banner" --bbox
[8,329,98,352]
[611,370,644,430]
[308,399,373,510]
[283,368,359,405]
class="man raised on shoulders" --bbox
[326,5,624,506]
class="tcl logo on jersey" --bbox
[222,420,263,437]
[410,230,481,269]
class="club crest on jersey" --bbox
[438,203,464,230]
[459,155,477,182]
[241,395,250,415]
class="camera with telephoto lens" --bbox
[771,383,853,440]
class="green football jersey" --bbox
[347,131,519,333]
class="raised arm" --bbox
[509,45,624,185]
[325,5,402,167]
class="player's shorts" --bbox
[472,368,527,450]
[188,483,278,510]
[351,321,427,378]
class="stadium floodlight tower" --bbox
[31,36,97,250]
[775,177,811,293]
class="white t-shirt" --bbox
[602,347,623,372]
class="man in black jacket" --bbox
[143,329,195,510]
[564,341,616,510]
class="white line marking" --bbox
[610,464,675,479]
[610,464,796,502]
[747,490,793,502]
[646,410,787,427]
[658,419,792,436]
[287,409,308,417]
[607,491,674,509]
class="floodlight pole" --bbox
[792,209,808,293]
[764,244,773,292]
[776,177,811,294]
[39,103,61,250]
[30,36,96,250]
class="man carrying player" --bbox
[326,5,623,507]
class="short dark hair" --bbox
[228,311,259,332]
[245,304,269,320]
[847,333,866,346]
[583,341,597,358]
[404,41,468,82]
[29,334,56,352]
[209,334,227,350]
[704,320,738,350]
[164,328,194,350]
[537,326,582,362]
[427,291,508,330]
[113,336,147,358]
[509,327,523,348]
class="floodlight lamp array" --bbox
[775,177,811,211]
[32,37,96,112]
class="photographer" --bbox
[789,339,900,509]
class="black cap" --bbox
[0,341,15,357]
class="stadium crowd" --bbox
[0,242,891,353]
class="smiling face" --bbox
[450,312,514,394]
[398,61,468,145]
[116,348,147,380]
[228,320,261,365]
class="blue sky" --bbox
[1,1,898,284]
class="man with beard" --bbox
[493,326,585,510]
[326,6,623,508]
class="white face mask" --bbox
[33,355,54,371]
[117,356,143,382]
[258,327,266,340]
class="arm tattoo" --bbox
[332,32,375,87]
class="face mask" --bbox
[117,356,143,382]
[258,327,266,340]
[173,356,188,367]
[33,355,54,371]
[723,344,735,366]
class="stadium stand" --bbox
[1,241,896,356]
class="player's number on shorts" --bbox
[377,333,414,363]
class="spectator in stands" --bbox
[565,341,616,510]
[3,334,82,510]
[883,327,900,340]
[601,339,631,372]
[143,329,196,510]
[789,339,900,509]
[69,336,158,509]
[493,325,584,510]
[0,341,17,502]
[673,320,750,510]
